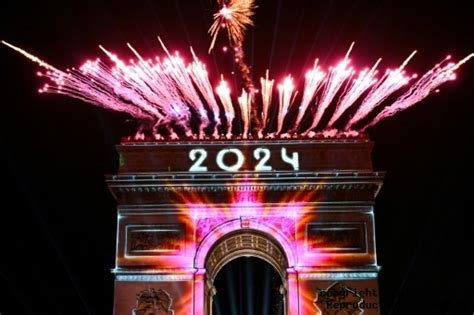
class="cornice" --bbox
[111,182,381,193]
[107,171,384,194]
[107,171,384,184]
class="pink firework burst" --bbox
[2,40,473,140]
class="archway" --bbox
[212,257,284,315]
[203,229,289,315]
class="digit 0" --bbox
[216,148,245,172]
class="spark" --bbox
[2,40,473,139]
[360,53,474,131]
[208,0,257,53]
[208,0,256,93]
[155,37,209,137]
[188,48,222,137]
[345,51,417,129]
[303,43,355,134]
[259,70,274,135]
[291,59,326,132]
[100,42,194,135]
[1,40,59,71]
[237,89,251,138]
[327,59,380,128]
[277,76,297,135]
[216,78,235,138]
[209,0,258,135]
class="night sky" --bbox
[0,0,472,314]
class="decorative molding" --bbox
[205,230,288,280]
[299,272,378,280]
[114,183,381,194]
[116,274,193,282]
[108,171,382,181]
[118,138,371,146]
[112,267,196,274]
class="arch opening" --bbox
[203,229,289,315]
[212,256,284,315]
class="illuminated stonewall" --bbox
[106,135,383,314]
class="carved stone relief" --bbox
[132,288,174,315]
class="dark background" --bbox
[0,0,472,314]
[213,257,284,315]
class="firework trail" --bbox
[360,53,474,131]
[2,40,473,139]
[1,41,59,71]
[345,51,417,129]
[188,48,222,137]
[208,0,256,91]
[2,41,157,121]
[276,76,296,135]
[96,45,175,121]
[208,0,256,54]
[302,43,354,134]
[98,43,194,135]
[327,58,380,128]
[290,59,326,132]
[238,88,251,138]
[259,70,274,134]
[155,37,210,137]
[209,0,258,136]
[2,40,208,136]
[215,78,235,138]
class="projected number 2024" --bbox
[189,147,299,172]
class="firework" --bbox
[259,70,274,135]
[209,0,257,136]
[277,76,296,135]
[302,43,354,134]
[2,39,473,139]
[327,59,380,128]
[215,78,235,138]
[188,48,222,137]
[290,59,326,132]
[237,89,251,138]
[360,53,474,131]
[345,51,417,129]
[208,0,257,53]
